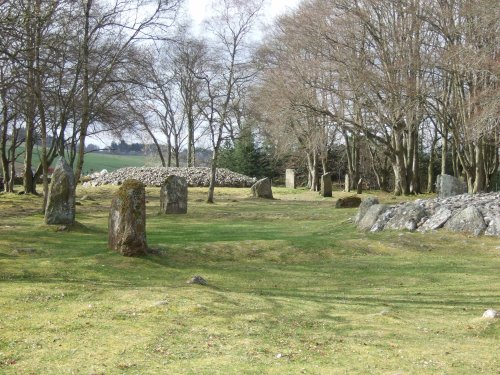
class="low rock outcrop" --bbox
[356,192,500,236]
[84,167,255,188]
[336,196,362,208]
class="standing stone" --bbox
[344,174,350,192]
[45,157,76,225]
[356,178,363,194]
[320,173,333,197]
[160,175,188,214]
[436,174,467,198]
[108,179,147,256]
[251,177,273,199]
[285,169,296,189]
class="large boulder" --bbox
[357,204,390,231]
[108,179,147,256]
[436,174,467,198]
[354,197,379,224]
[320,173,333,197]
[444,206,486,236]
[418,207,452,231]
[45,157,76,225]
[335,196,361,208]
[485,216,500,236]
[160,175,188,214]
[251,178,273,199]
[384,203,427,232]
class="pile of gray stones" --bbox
[355,175,500,237]
[83,167,256,188]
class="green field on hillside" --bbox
[13,146,150,175]
[0,187,498,374]
[80,152,150,174]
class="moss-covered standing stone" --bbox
[108,179,147,256]
[160,175,188,214]
[45,157,76,225]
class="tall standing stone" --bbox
[108,179,147,256]
[251,177,273,199]
[436,174,467,198]
[320,173,333,197]
[160,175,188,214]
[344,174,350,192]
[285,169,296,189]
[45,157,76,225]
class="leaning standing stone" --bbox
[160,175,188,214]
[251,177,273,199]
[108,179,147,256]
[45,157,76,225]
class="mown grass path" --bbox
[0,187,498,374]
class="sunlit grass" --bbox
[0,186,498,374]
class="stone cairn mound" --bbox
[355,192,500,236]
[83,167,255,188]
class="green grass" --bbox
[80,152,149,174]
[0,187,498,374]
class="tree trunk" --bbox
[74,0,93,184]
[473,138,486,193]
[207,147,218,204]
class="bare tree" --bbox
[195,0,264,203]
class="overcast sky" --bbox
[186,0,301,27]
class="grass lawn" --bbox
[0,187,498,374]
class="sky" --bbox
[89,0,302,148]
[186,0,302,27]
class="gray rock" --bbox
[285,169,296,189]
[370,206,395,232]
[418,207,452,231]
[45,157,76,225]
[320,173,333,197]
[354,197,379,224]
[357,204,390,231]
[251,178,273,199]
[385,203,427,232]
[482,309,499,318]
[436,174,467,198]
[108,179,147,256]
[160,175,188,214]
[485,216,500,236]
[187,275,207,285]
[83,167,255,188]
[444,206,486,236]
